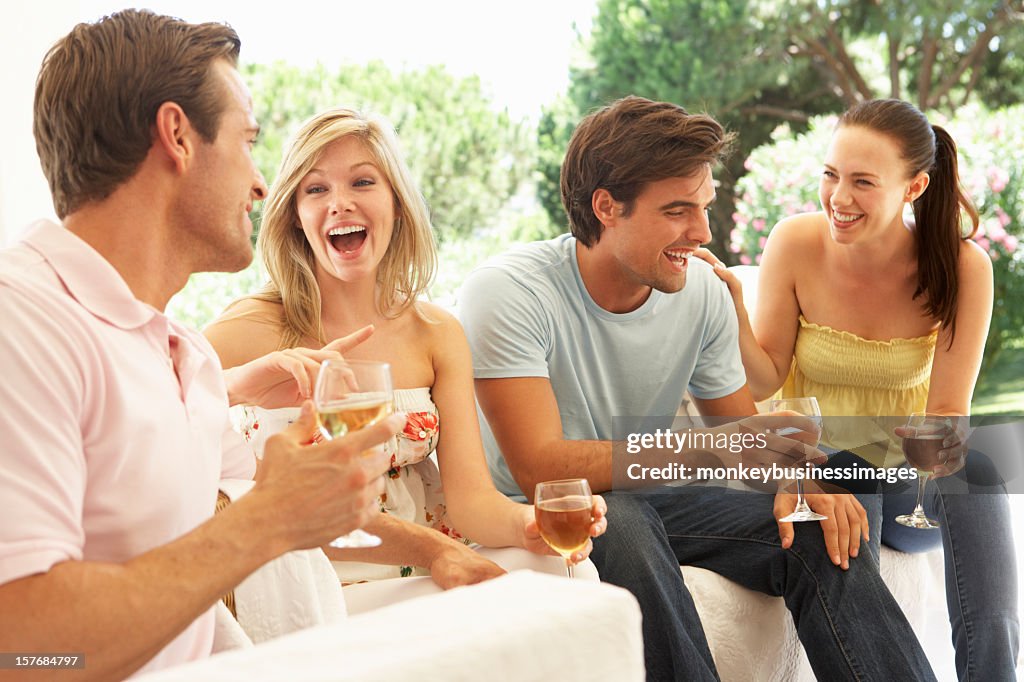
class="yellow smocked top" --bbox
[782,315,938,466]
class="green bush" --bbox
[165,262,265,332]
[729,104,1024,376]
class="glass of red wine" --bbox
[534,479,593,578]
[895,412,950,529]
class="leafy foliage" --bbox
[244,61,533,243]
[541,0,1024,258]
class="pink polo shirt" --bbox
[0,221,256,675]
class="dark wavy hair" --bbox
[560,96,735,246]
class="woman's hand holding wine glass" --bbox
[893,412,960,529]
[533,479,599,578]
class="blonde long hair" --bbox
[249,107,437,348]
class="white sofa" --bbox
[138,571,645,682]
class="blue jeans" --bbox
[590,487,936,682]
[881,451,1020,681]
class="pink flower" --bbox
[753,218,766,232]
[1004,235,1019,253]
[995,206,1011,229]
[763,180,776,192]
[977,236,991,252]
[758,236,768,249]
[402,411,439,441]
[739,254,752,265]
[744,158,754,171]
[988,167,1009,194]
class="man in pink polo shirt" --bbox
[0,10,403,679]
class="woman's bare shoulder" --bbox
[771,212,826,243]
[409,302,469,359]
[762,212,826,265]
[414,301,459,327]
[204,298,285,368]
[959,238,994,278]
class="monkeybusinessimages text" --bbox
[623,429,919,485]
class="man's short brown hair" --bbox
[560,96,735,246]
[33,9,241,218]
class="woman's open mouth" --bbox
[831,210,863,228]
[327,225,368,257]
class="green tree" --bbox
[244,61,533,243]
[534,95,579,238]
[540,0,1024,259]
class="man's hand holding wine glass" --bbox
[238,400,404,553]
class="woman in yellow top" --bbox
[702,99,1017,680]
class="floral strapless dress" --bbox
[235,387,466,582]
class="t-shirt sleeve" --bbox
[0,286,87,585]
[687,276,748,400]
[458,266,552,379]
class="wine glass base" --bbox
[894,513,940,529]
[328,529,382,549]
[780,509,828,523]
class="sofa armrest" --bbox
[137,571,645,681]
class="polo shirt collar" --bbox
[22,220,159,330]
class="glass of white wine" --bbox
[314,358,395,549]
[769,396,826,523]
[534,478,593,578]
[895,412,948,529]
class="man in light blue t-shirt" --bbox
[459,96,935,682]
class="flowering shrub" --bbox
[729,116,835,264]
[730,104,1024,372]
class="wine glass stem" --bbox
[793,465,810,511]
[565,559,575,579]
[913,474,929,518]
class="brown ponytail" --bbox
[912,124,979,339]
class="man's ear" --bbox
[592,188,620,228]
[152,101,195,174]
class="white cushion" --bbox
[139,571,645,681]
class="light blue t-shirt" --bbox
[458,234,746,496]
